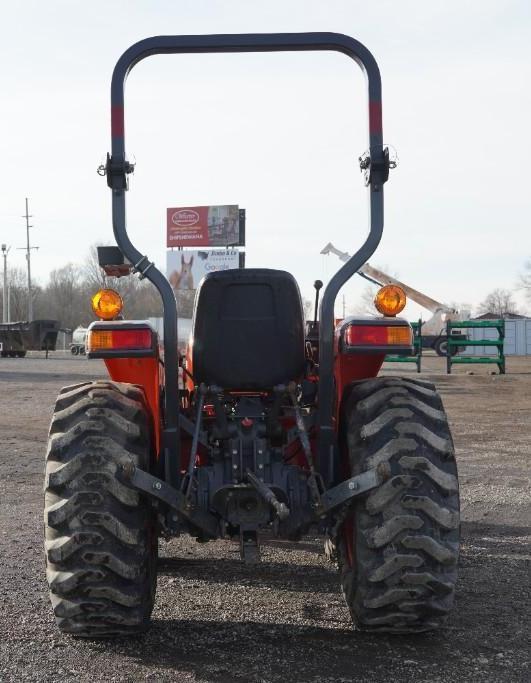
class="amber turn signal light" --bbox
[374,285,406,316]
[91,289,123,320]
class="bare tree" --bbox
[518,259,531,304]
[349,284,378,316]
[5,266,32,322]
[7,244,164,331]
[36,263,86,330]
[83,244,108,290]
[477,288,519,317]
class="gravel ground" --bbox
[0,353,529,682]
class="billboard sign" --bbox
[167,249,243,318]
[166,205,244,247]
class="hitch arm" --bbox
[318,464,389,516]
[121,463,219,538]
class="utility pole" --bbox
[342,294,346,318]
[1,244,10,323]
[19,198,39,322]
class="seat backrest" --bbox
[191,268,305,390]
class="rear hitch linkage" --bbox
[121,458,390,539]
[246,469,290,520]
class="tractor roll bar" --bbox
[108,32,388,488]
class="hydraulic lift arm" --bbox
[320,242,456,315]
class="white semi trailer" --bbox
[70,326,88,355]
[321,242,467,356]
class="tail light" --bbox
[342,321,413,353]
[87,323,155,358]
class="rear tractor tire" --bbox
[44,380,157,637]
[336,376,460,633]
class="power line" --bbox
[17,198,39,322]
[1,244,11,323]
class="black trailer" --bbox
[0,324,25,357]
[0,319,60,357]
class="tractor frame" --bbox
[104,32,390,502]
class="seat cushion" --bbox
[191,268,305,389]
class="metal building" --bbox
[460,319,531,356]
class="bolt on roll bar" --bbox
[106,32,389,488]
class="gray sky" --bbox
[1,0,530,319]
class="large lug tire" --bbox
[433,338,446,356]
[44,380,158,637]
[434,337,458,357]
[336,376,460,633]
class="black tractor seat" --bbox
[191,268,306,390]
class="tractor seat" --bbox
[191,268,306,390]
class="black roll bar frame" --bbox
[107,32,388,488]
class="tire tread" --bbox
[336,376,460,633]
[44,381,157,637]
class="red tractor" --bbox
[44,33,459,637]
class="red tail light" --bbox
[345,325,387,346]
[344,324,412,347]
[87,326,154,356]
